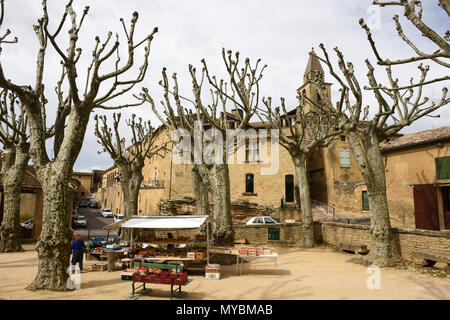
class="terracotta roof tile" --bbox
[0,165,41,190]
[380,125,450,152]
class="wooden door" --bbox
[413,184,439,230]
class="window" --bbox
[340,135,346,141]
[245,174,254,194]
[340,148,350,168]
[436,156,450,180]
[81,192,85,196]
[153,171,158,185]
[245,139,259,162]
[254,217,263,224]
[264,217,276,224]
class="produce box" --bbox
[174,277,187,285]
[132,273,143,282]
[187,252,196,260]
[195,251,206,260]
[205,272,220,280]
[239,247,248,256]
[205,263,220,271]
[248,248,257,256]
[263,248,272,255]
[159,277,173,285]
[256,248,263,256]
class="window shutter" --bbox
[436,156,450,180]
[340,149,350,168]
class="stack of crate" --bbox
[205,263,221,280]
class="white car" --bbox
[20,219,34,230]
[246,216,281,225]
[114,213,124,222]
[101,208,113,218]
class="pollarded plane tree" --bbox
[311,43,449,266]
[0,0,157,290]
[0,1,29,253]
[0,90,30,252]
[361,0,449,72]
[141,49,266,246]
[141,68,212,217]
[257,96,339,247]
[94,113,168,232]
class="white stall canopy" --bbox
[103,215,209,231]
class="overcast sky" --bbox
[1,0,449,172]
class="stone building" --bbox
[71,172,94,201]
[381,126,450,230]
[97,51,367,219]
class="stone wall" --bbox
[321,222,450,260]
[234,222,322,247]
[157,198,276,223]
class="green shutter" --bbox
[436,156,450,180]
[340,149,350,168]
[268,227,280,241]
[362,191,370,211]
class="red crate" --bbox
[159,277,173,285]
[132,274,143,282]
[174,278,187,285]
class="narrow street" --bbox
[74,207,117,240]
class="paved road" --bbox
[74,207,117,240]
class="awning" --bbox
[103,215,209,231]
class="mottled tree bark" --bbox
[209,163,234,246]
[27,174,73,291]
[117,164,143,240]
[292,153,313,248]
[346,130,402,266]
[191,164,210,215]
[27,107,90,291]
[0,143,29,252]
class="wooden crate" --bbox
[90,263,107,271]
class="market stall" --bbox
[103,215,212,298]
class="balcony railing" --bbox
[141,179,165,189]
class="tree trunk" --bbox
[292,153,314,248]
[192,164,210,215]
[27,173,72,291]
[346,130,402,266]
[117,164,143,241]
[210,164,234,246]
[25,105,90,290]
[0,144,29,252]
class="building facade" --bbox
[382,126,450,230]
[97,51,366,218]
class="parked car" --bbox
[79,200,89,208]
[89,200,98,208]
[72,215,87,228]
[101,208,113,218]
[114,213,124,222]
[87,194,94,200]
[20,219,34,230]
[246,216,281,225]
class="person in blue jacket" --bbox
[71,234,86,272]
